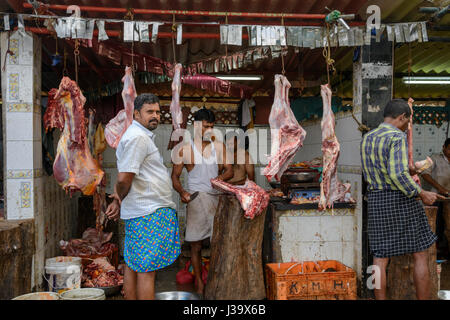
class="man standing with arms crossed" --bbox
[361,99,444,300]
[105,93,181,300]
[171,108,233,295]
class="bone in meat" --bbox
[104,66,137,149]
[210,178,269,219]
[263,75,306,181]
[318,84,354,210]
[45,77,104,196]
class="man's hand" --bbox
[105,198,120,221]
[180,191,191,203]
[437,187,450,197]
[419,190,446,205]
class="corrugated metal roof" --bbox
[10,0,450,98]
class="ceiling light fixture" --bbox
[215,75,263,81]
[402,76,450,84]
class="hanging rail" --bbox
[23,3,327,19]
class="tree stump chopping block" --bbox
[387,206,438,300]
[204,195,267,300]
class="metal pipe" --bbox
[23,3,327,19]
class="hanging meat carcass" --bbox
[104,66,137,149]
[406,98,433,177]
[263,75,306,182]
[210,178,269,219]
[168,63,184,150]
[44,77,103,196]
[318,84,353,210]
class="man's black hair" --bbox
[445,138,450,148]
[134,93,160,111]
[193,108,215,123]
[383,99,411,119]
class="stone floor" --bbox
[107,259,450,300]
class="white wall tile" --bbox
[6,140,33,169]
[297,241,322,262]
[320,242,343,262]
[320,216,342,242]
[6,112,33,141]
[296,216,321,242]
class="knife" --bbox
[189,191,199,201]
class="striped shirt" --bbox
[361,123,422,198]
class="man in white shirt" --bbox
[171,108,233,295]
[105,93,180,300]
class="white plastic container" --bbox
[44,256,82,294]
[12,292,60,300]
[59,288,106,300]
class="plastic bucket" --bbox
[44,256,82,294]
[59,288,106,300]
[12,292,60,300]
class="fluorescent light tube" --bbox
[216,75,263,81]
[402,76,450,84]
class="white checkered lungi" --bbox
[367,190,437,258]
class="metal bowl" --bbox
[155,291,201,300]
[438,290,450,300]
[269,181,281,189]
[98,285,122,297]
[284,172,315,183]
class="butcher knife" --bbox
[189,191,199,201]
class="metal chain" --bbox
[74,39,80,83]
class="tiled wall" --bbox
[33,129,80,290]
[275,109,364,278]
[412,122,449,160]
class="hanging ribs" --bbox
[44,77,104,196]
[104,66,137,149]
[318,84,353,210]
[210,178,269,219]
[263,75,306,182]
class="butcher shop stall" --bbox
[0,0,449,301]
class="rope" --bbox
[171,14,177,64]
[63,45,68,77]
[281,15,286,75]
[225,14,229,73]
[407,43,412,98]
[322,23,335,85]
[2,31,12,72]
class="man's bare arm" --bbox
[245,151,255,182]
[171,146,192,203]
[422,173,449,195]
[105,172,134,221]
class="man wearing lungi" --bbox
[172,108,233,295]
[361,99,444,300]
[105,93,181,300]
[422,138,450,258]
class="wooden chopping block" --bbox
[386,206,438,300]
[204,195,266,300]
